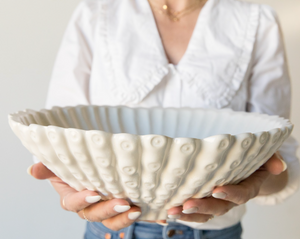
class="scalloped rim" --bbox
[8,105,293,139]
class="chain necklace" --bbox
[149,0,206,22]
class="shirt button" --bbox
[119,232,125,238]
[105,233,111,239]
[167,229,176,237]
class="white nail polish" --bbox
[27,165,33,176]
[128,211,141,220]
[182,207,198,214]
[212,192,227,199]
[85,195,102,203]
[168,214,181,219]
[280,159,287,172]
[114,205,131,213]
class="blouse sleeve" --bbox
[45,0,97,109]
[247,5,300,205]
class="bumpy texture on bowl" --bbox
[8,106,293,220]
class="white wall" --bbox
[0,0,299,238]
[0,1,85,238]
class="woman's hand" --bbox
[28,152,287,226]
[167,152,288,222]
[28,162,141,231]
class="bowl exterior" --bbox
[8,108,293,220]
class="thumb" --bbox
[27,162,56,179]
[263,152,287,176]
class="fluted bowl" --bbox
[8,105,293,220]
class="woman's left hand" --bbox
[167,152,288,222]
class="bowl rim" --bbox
[8,105,294,138]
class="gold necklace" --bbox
[149,0,205,22]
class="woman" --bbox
[28,0,299,238]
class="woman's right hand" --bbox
[28,162,142,231]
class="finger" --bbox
[47,176,103,212]
[167,206,183,219]
[175,213,213,223]
[61,190,102,212]
[143,220,167,224]
[78,198,133,223]
[212,169,270,205]
[28,162,56,179]
[156,220,168,225]
[101,206,142,231]
[263,152,287,175]
[142,220,168,226]
[181,198,236,216]
[167,207,213,223]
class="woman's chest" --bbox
[87,0,259,111]
[150,6,202,65]
[89,61,249,111]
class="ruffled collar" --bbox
[98,0,260,108]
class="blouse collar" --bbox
[99,0,260,108]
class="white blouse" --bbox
[46,0,300,230]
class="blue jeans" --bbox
[84,221,242,239]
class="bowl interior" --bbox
[10,106,287,139]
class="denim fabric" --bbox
[84,221,242,239]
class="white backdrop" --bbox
[1,0,299,238]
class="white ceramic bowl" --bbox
[8,105,293,220]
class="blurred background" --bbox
[0,0,299,238]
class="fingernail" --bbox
[85,195,102,203]
[114,205,131,213]
[182,207,198,214]
[209,215,214,220]
[276,153,287,172]
[279,159,287,172]
[27,165,33,176]
[168,214,181,219]
[212,192,227,199]
[128,211,141,220]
